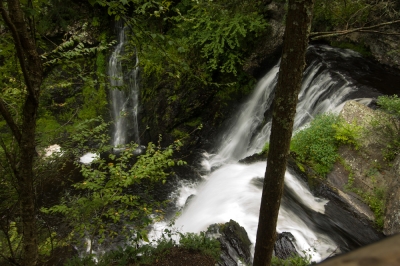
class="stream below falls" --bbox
[148,45,400,263]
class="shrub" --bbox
[290,113,362,176]
[333,120,362,149]
[346,186,386,229]
[64,230,221,265]
[374,95,400,161]
[290,114,340,176]
[377,95,400,118]
[179,231,221,261]
[271,253,312,266]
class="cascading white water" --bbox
[109,25,140,147]
[171,46,376,262]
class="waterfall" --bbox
[108,25,140,147]
[170,45,380,262]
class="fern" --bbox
[184,3,267,75]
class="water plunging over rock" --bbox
[108,25,140,147]
[170,45,392,263]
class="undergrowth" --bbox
[344,158,386,230]
[289,113,361,176]
[373,95,400,161]
[64,229,220,266]
[271,250,313,266]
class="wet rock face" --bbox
[274,232,298,260]
[364,31,400,71]
[206,220,301,265]
[384,155,400,235]
[207,220,252,266]
[243,1,285,78]
[287,156,384,253]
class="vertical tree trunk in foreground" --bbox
[253,0,315,265]
[0,0,42,264]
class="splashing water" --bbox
[171,46,378,262]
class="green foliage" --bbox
[291,114,340,176]
[41,24,116,69]
[382,140,400,161]
[0,222,22,260]
[369,95,400,161]
[333,120,363,150]
[343,156,386,229]
[37,42,110,147]
[41,118,185,252]
[179,0,267,75]
[271,250,312,266]
[64,229,220,265]
[179,231,221,261]
[109,0,268,86]
[171,128,190,140]
[35,0,90,34]
[261,142,270,155]
[331,41,371,57]
[347,186,386,229]
[291,113,362,176]
[313,0,372,31]
[377,95,400,118]
[185,117,202,128]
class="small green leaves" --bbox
[43,118,186,250]
[183,4,267,75]
[291,114,340,176]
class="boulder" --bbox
[274,232,298,260]
[207,220,252,266]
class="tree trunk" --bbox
[0,0,42,265]
[19,95,40,266]
[253,1,315,266]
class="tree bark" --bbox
[253,1,315,266]
[0,0,42,265]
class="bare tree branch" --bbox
[0,220,17,264]
[0,98,21,144]
[0,137,18,177]
[0,0,37,102]
[310,19,400,40]
[358,30,400,35]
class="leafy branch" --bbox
[41,118,186,252]
[41,23,117,70]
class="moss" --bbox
[296,161,305,173]
[78,84,107,120]
[185,117,202,128]
[96,51,106,75]
[220,220,252,248]
[331,41,372,57]
[171,128,189,140]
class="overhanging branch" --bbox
[310,19,400,40]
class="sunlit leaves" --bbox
[42,119,185,250]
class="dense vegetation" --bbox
[0,0,399,265]
[290,113,361,176]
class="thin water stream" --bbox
[109,25,140,147]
